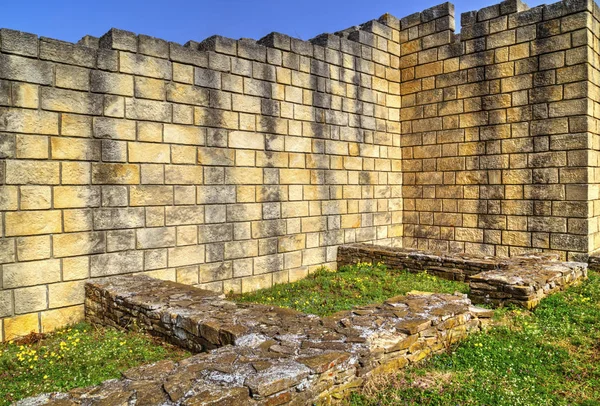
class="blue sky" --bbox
[1,0,548,45]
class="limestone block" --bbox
[15,134,48,159]
[14,285,47,314]
[0,54,52,84]
[194,107,239,129]
[93,117,136,140]
[172,63,194,84]
[199,261,233,283]
[56,64,90,91]
[225,168,263,184]
[3,258,61,288]
[125,98,171,122]
[4,313,39,340]
[0,108,58,135]
[140,249,166,271]
[41,305,85,333]
[130,185,173,206]
[62,256,90,280]
[93,207,145,230]
[136,227,176,249]
[63,209,93,232]
[120,52,172,79]
[0,29,38,56]
[90,251,144,277]
[224,240,258,260]
[0,186,18,210]
[53,231,105,257]
[0,290,13,318]
[16,235,51,261]
[228,131,264,150]
[166,206,204,226]
[48,281,86,308]
[132,76,164,100]
[227,204,262,222]
[106,229,135,252]
[240,273,272,293]
[41,87,103,115]
[53,186,100,209]
[6,160,59,185]
[90,71,134,96]
[197,185,236,204]
[198,224,233,243]
[168,245,205,267]
[92,163,140,184]
[5,210,61,237]
[198,147,235,166]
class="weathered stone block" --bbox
[0,54,52,84]
[53,231,105,257]
[0,108,59,135]
[4,313,39,340]
[136,227,176,249]
[125,98,171,122]
[90,71,134,96]
[90,251,144,277]
[48,281,86,308]
[41,305,85,333]
[41,87,103,115]
[92,163,140,184]
[3,258,61,288]
[93,207,145,230]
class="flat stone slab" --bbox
[469,258,587,309]
[338,244,588,309]
[19,274,489,405]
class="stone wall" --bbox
[338,243,588,308]
[0,10,404,341]
[399,0,597,260]
[1,0,600,340]
[23,274,486,405]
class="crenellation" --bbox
[0,28,38,57]
[99,27,138,52]
[77,34,99,48]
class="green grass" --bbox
[231,262,470,316]
[348,272,600,406]
[0,322,190,405]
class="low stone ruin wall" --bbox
[338,243,501,281]
[21,274,490,405]
[338,244,588,309]
[588,255,600,271]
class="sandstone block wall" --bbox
[0,5,403,341]
[399,0,599,260]
[1,0,600,340]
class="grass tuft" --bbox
[0,322,190,405]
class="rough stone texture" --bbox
[338,243,588,309]
[2,0,600,339]
[18,274,488,405]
